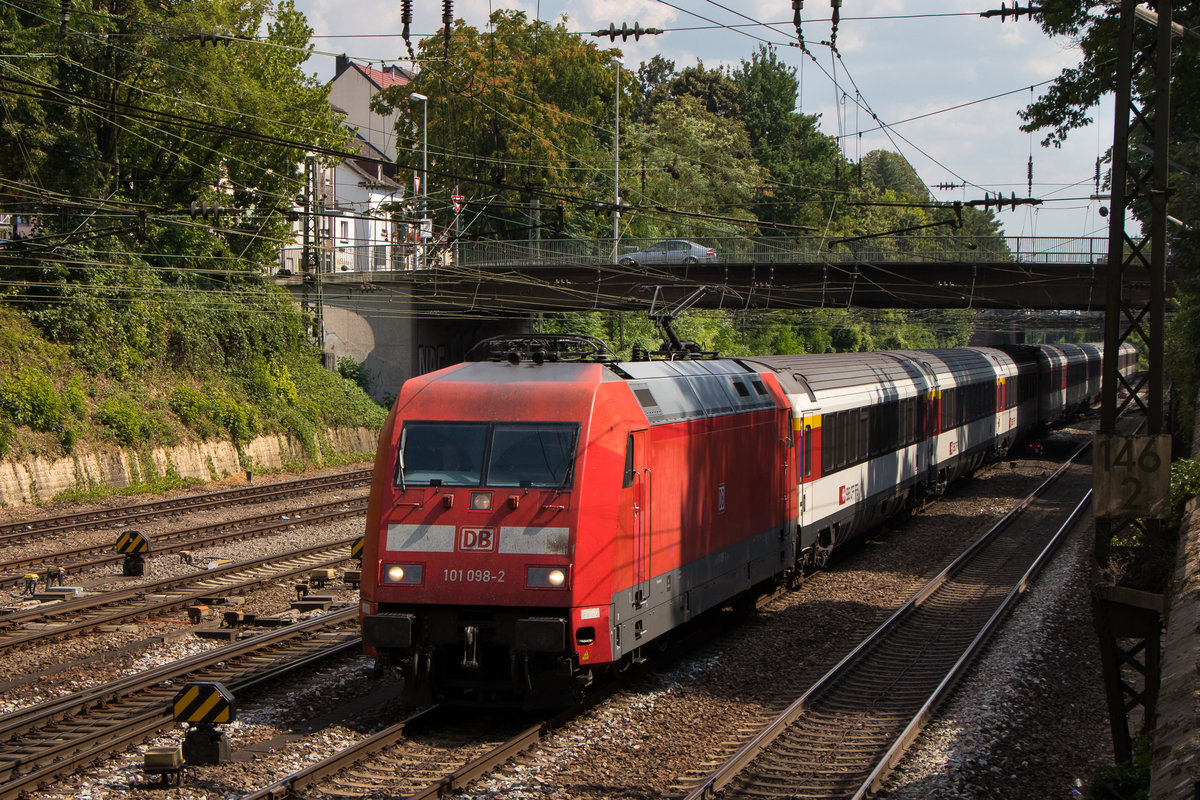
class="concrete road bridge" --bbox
[276,234,1148,314]
[272,234,1162,399]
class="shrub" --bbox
[64,377,88,419]
[1170,458,1200,531]
[58,425,77,452]
[170,384,209,427]
[337,356,371,395]
[245,358,299,410]
[96,396,153,445]
[210,394,257,445]
[0,368,62,431]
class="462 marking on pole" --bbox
[1093,433,1171,519]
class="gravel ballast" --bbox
[5,446,1119,799]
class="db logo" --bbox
[839,485,846,505]
[458,527,497,552]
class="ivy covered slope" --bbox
[0,298,386,469]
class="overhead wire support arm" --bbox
[827,218,960,249]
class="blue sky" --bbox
[292,1,1117,241]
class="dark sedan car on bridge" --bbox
[618,239,717,266]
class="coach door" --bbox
[629,428,651,609]
[799,410,818,533]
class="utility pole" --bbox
[301,155,325,351]
[612,57,622,265]
[1092,0,1173,765]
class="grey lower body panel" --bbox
[607,523,794,660]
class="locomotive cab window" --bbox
[398,422,487,487]
[397,421,579,489]
[488,423,578,488]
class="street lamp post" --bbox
[410,91,428,268]
[612,58,622,265]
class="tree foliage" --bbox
[0,0,347,376]
[0,1,385,458]
[1022,2,1200,423]
[374,11,622,239]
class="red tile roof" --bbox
[358,63,412,90]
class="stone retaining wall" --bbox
[0,427,379,508]
[1148,411,1200,798]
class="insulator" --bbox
[401,0,414,59]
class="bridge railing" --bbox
[276,235,1110,275]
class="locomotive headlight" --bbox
[382,563,424,585]
[526,566,568,589]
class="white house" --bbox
[279,58,414,274]
[328,56,413,162]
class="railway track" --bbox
[0,536,360,652]
[0,468,371,543]
[679,442,1096,800]
[0,608,362,800]
[0,495,367,589]
[238,670,633,800]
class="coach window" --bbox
[398,422,487,487]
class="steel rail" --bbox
[0,468,371,541]
[0,610,361,800]
[238,706,446,800]
[0,536,360,650]
[238,662,631,800]
[0,495,367,587]
[683,438,1095,800]
[852,489,1093,797]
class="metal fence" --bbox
[277,235,1111,275]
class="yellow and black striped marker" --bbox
[115,529,151,555]
[172,682,235,724]
[351,536,364,561]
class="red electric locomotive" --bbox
[360,335,794,706]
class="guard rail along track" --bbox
[682,439,1096,800]
[0,536,360,652]
[0,607,361,800]
[0,468,371,543]
[0,495,368,588]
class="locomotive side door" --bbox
[629,427,651,609]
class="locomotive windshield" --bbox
[398,421,578,489]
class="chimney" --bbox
[335,54,350,77]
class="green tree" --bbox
[859,151,929,200]
[374,11,622,240]
[1023,2,1200,423]
[638,59,739,120]
[624,95,764,239]
[730,46,846,232]
[0,0,347,374]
